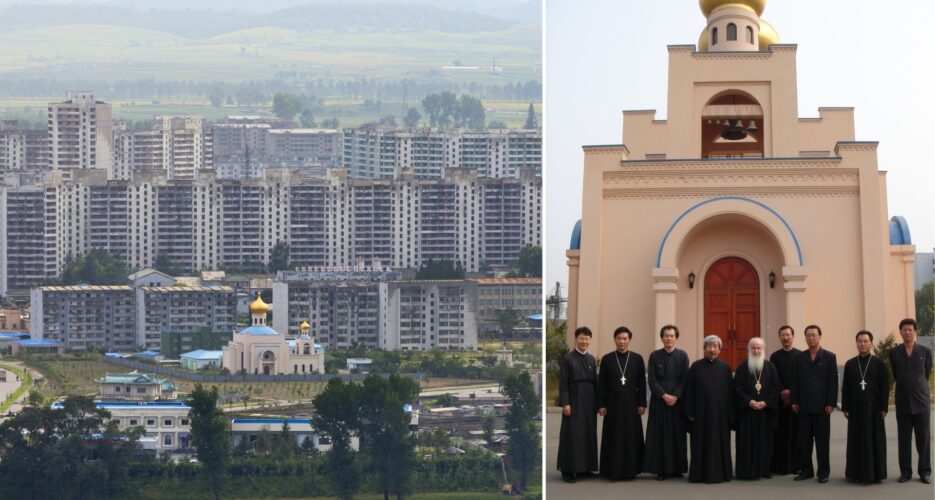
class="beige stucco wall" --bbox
[570,37,916,364]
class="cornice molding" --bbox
[603,186,859,200]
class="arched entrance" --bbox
[704,256,759,370]
[261,350,276,375]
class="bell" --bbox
[733,119,744,129]
[747,120,758,132]
[707,119,713,125]
[720,120,748,141]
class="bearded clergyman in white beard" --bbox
[733,337,781,480]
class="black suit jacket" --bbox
[790,348,838,414]
[889,343,933,414]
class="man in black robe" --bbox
[842,330,888,483]
[643,324,690,480]
[684,334,735,484]
[791,324,837,483]
[557,326,598,483]
[597,326,646,480]
[769,325,800,475]
[734,337,780,479]
[889,318,933,484]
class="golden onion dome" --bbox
[757,18,780,50]
[249,293,272,315]
[698,28,709,52]
[299,320,310,331]
[700,0,765,16]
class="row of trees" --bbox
[0,77,541,105]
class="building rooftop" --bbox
[14,339,63,346]
[467,278,542,284]
[52,401,191,409]
[181,349,223,360]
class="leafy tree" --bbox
[188,384,230,500]
[435,393,457,407]
[523,103,538,129]
[496,308,520,339]
[482,414,496,444]
[358,373,419,500]
[502,371,539,492]
[874,333,898,387]
[272,92,303,120]
[917,280,934,335]
[403,107,421,127]
[276,420,295,459]
[320,117,340,129]
[299,109,317,128]
[0,395,142,499]
[516,245,541,278]
[153,250,183,277]
[456,94,485,130]
[269,241,290,273]
[419,427,449,450]
[58,249,130,285]
[254,427,274,455]
[546,320,568,363]
[313,378,361,500]
[415,259,465,280]
[378,115,398,126]
[207,84,225,107]
[487,120,508,129]
[27,388,43,406]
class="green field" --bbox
[0,24,540,83]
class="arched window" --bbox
[727,23,737,41]
[712,27,718,45]
[746,26,754,44]
[303,344,311,355]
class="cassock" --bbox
[597,350,646,479]
[734,359,780,479]
[557,349,598,475]
[683,357,735,483]
[769,347,800,474]
[841,354,888,483]
[643,347,689,476]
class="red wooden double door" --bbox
[703,257,759,370]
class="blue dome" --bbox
[888,216,912,245]
[570,220,582,250]
[241,325,279,336]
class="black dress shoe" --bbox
[898,473,911,483]
[921,475,931,484]
[562,473,576,483]
[817,476,829,483]
[794,473,813,481]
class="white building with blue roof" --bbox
[222,293,324,375]
[180,349,223,370]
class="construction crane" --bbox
[545,281,566,323]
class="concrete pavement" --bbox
[545,407,935,499]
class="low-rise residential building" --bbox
[51,401,192,455]
[30,284,236,352]
[10,338,63,355]
[469,278,542,337]
[98,370,177,400]
[346,358,373,371]
[230,418,319,449]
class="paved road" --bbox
[545,407,935,499]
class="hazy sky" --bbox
[544,0,935,296]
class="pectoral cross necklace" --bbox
[615,350,631,385]
[753,369,762,394]
[858,355,871,391]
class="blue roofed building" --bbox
[10,338,63,355]
[52,401,193,456]
[180,349,223,371]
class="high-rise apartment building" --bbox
[0,127,49,172]
[48,91,112,172]
[342,125,541,180]
[112,116,213,180]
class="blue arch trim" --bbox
[570,220,582,250]
[888,216,912,245]
[656,196,804,267]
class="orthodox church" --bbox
[566,0,917,367]
[222,293,325,375]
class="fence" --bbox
[102,356,425,383]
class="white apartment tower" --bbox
[48,91,113,172]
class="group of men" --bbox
[557,319,932,485]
